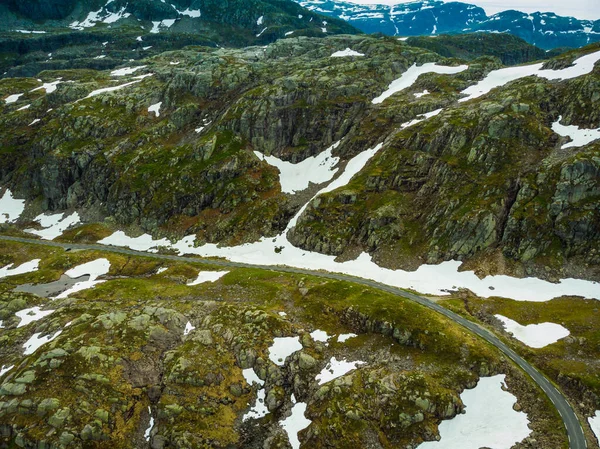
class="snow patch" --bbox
[55,258,111,299]
[23,330,62,355]
[589,411,600,445]
[414,89,430,98]
[244,389,269,421]
[460,50,600,102]
[0,365,14,377]
[310,330,331,344]
[0,260,40,279]
[281,402,312,449]
[495,315,570,348]
[316,357,365,385]
[337,333,358,342]
[187,271,229,286]
[5,93,23,104]
[144,407,154,441]
[552,116,600,148]
[0,189,25,223]
[25,212,81,240]
[98,231,171,252]
[268,337,302,366]
[31,79,62,94]
[111,65,147,76]
[243,368,263,386]
[331,48,365,57]
[254,141,340,194]
[373,63,468,104]
[16,307,55,328]
[418,375,531,449]
[183,321,195,336]
[148,101,162,117]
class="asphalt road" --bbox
[0,234,589,449]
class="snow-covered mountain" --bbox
[295,0,600,49]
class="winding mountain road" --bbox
[0,234,589,449]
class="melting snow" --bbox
[23,330,62,355]
[315,357,365,385]
[16,307,55,328]
[95,136,600,302]
[337,333,358,342]
[414,89,430,98]
[0,260,40,279]
[150,19,176,33]
[589,411,600,445]
[331,48,365,57]
[84,78,149,99]
[281,402,312,449]
[31,80,62,94]
[17,104,31,111]
[244,388,269,421]
[156,267,168,274]
[148,101,162,117]
[144,407,154,441]
[5,93,23,104]
[98,231,171,252]
[183,321,195,336]
[243,368,263,386]
[257,16,264,26]
[0,189,25,223]
[373,63,468,104]
[495,315,570,348]
[187,271,229,286]
[552,116,600,148]
[25,212,81,240]
[268,337,302,366]
[54,258,111,299]
[254,141,340,194]
[0,365,14,377]
[460,50,600,102]
[418,375,531,449]
[400,108,443,129]
[310,330,331,343]
[111,65,147,76]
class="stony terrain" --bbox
[1,34,599,281]
[0,240,568,448]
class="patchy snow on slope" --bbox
[243,368,263,386]
[414,89,430,98]
[400,108,443,129]
[111,65,147,77]
[55,258,111,299]
[183,321,195,336]
[373,63,468,104]
[31,79,62,94]
[148,101,162,117]
[310,330,331,344]
[244,388,269,421]
[84,79,148,99]
[16,307,55,328]
[29,118,41,126]
[268,337,302,366]
[254,141,340,194]
[337,333,358,342]
[0,260,40,279]
[460,50,600,102]
[589,411,600,445]
[495,315,570,348]
[0,189,25,223]
[418,375,531,449]
[178,8,200,18]
[281,401,312,449]
[70,3,131,30]
[316,357,365,385]
[187,271,229,286]
[23,330,62,355]
[98,231,171,252]
[0,365,14,377]
[156,267,168,274]
[25,212,81,240]
[17,104,31,111]
[144,407,154,441]
[331,48,365,57]
[552,116,600,148]
[257,15,264,26]
[5,93,23,104]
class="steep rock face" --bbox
[287,71,600,277]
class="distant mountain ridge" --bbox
[294,0,600,49]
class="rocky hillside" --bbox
[295,0,600,50]
[1,34,599,281]
[0,0,357,77]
